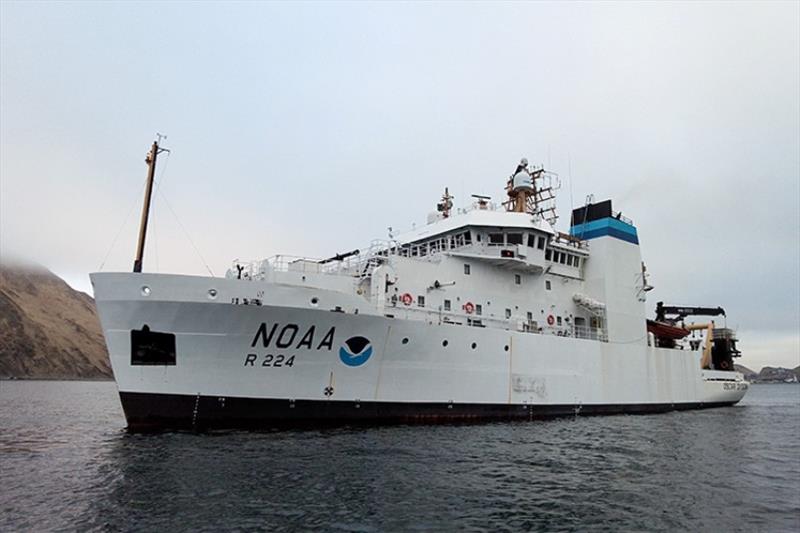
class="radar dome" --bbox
[512,171,533,193]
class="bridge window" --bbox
[507,233,523,245]
[464,264,471,275]
[527,234,535,247]
[489,233,504,245]
[567,255,573,266]
[574,257,581,268]
[545,249,552,261]
[537,236,546,249]
[559,253,566,264]
[464,231,472,245]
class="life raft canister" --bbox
[547,314,555,326]
[401,293,413,306]
[464,302,475,314]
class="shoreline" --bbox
[1,377,114,382]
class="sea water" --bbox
[1,381,798,532]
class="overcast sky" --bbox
[1,1,798,370]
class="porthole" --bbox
[141,286,151,296]
[471,342,477,349]
[207,288,218,299]
[310,297,319,306]
[442,340,449,347]
[504,345,509,352]
[402,337,409,345]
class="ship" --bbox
[91,142,749,431]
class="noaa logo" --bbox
[339,336,373,367]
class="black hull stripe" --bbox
[119,392,740,432]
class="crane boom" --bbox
[655,301,725,323]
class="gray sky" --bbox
[1,1,798,370]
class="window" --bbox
[505,308,512,319]
[444,299,451,311]
[463,231,472,245]
[546,280,551,290]
[527,311,533,320]
[567,255,573,266]
[545,249,552,261]
[489,233,504,245]
[464,264,471,275]
[560,253,566,264]
[475,304,483,316]
[515,274,521,285]
[574,257,580,268]
[417,295,425,307]
[557,316,562,326]
[507,233,523,245]
[527,234,535,247]
[537,236,546,250]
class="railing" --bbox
[552,232,590,250]
[384,302,608,342]
[613,211,634,225]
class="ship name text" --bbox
[244,323,336,368]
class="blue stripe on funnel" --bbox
[570,218,639,245]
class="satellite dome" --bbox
[512,171,533,193]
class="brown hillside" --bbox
[0,260,111,379]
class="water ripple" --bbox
[1,381,798,532]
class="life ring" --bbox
[719,360,731,371]
[401,293,413,306]
[464,302,475,314]
[547,314,555,326]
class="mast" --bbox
[504,157,560,225]
[133,137,168,273]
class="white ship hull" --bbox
[91,272,748,431]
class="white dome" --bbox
[512,171,533,193]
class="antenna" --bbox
[436,187,454,218]
[568,152,574,215]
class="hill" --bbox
[0,259,111,379]
[734,364,757,380]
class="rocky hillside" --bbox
[735,363,800,383]
[0,260,111,379]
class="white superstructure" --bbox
[91,151,748,431]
